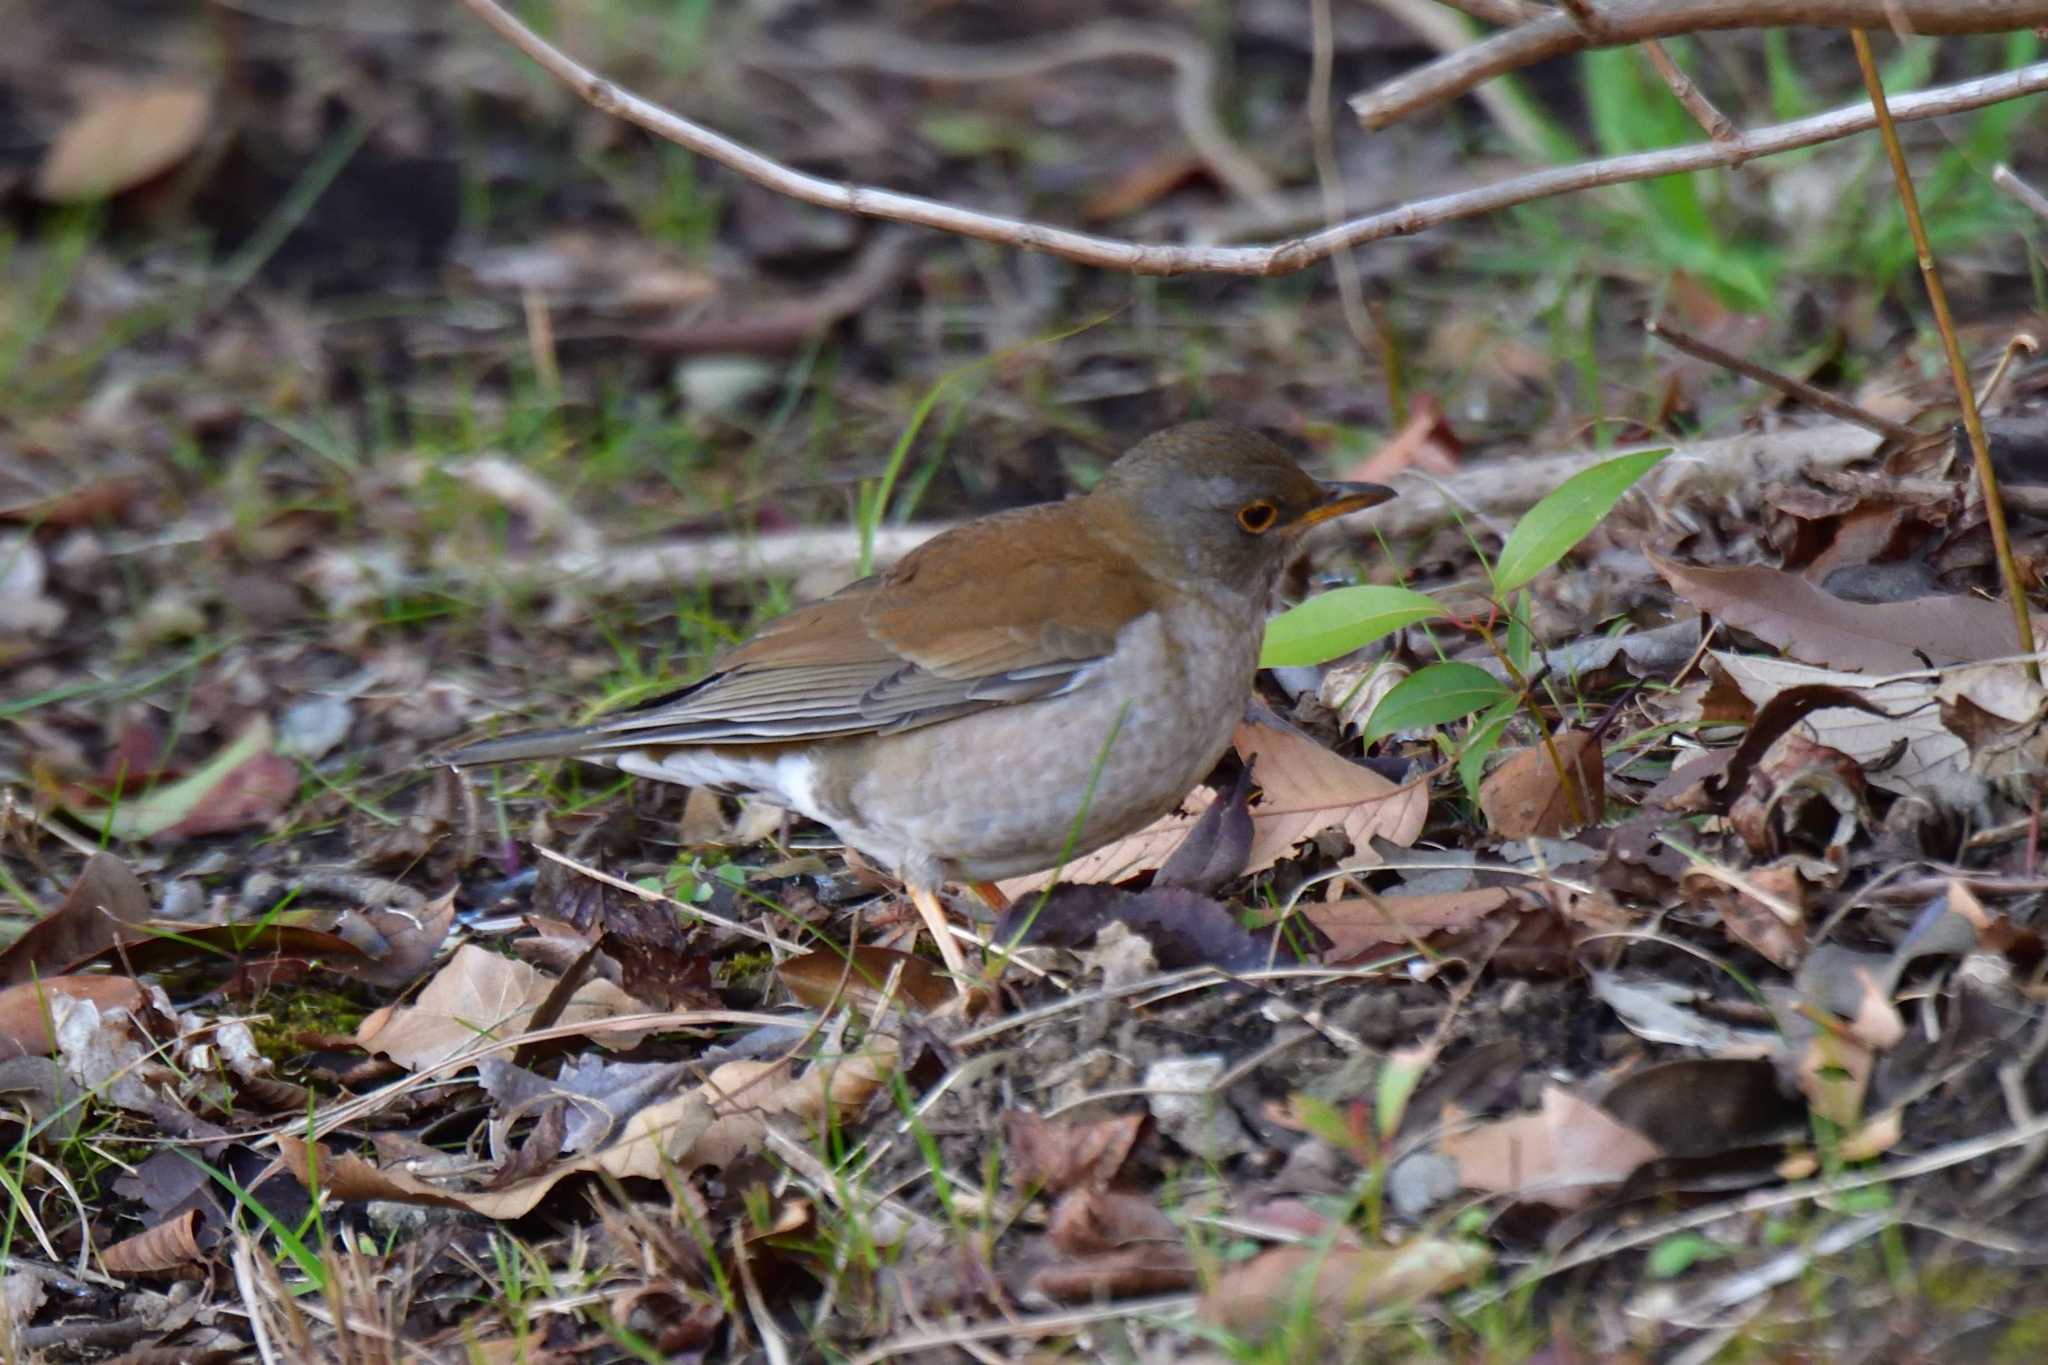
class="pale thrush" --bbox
[447,421,1393,982]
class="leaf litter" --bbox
[7,5,2048,1358]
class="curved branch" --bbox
[458,0,2048,277]
[1351,0,2048,128]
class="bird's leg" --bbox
[908,881,974,989]
[968,881,1012,913]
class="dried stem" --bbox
[455,0,2048,277]
[1993,163,2048,224]
[1852,29,2038,681]
[1352,0,2048,128]
[1642,317,1918,440]
[1640,37,1738,143]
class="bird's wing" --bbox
[444,503,1162,763]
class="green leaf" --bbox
[1491,448,1670,595]
[1260,586,1446,669]
[1457,698,1518,803]
[1363,663,1512,744]
[1647,1232,1725,1279]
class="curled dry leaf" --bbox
[1479,729,1605,839]
[1441,1085,1662,1209]
[1650,552,2040,673]
[34,82,212,201]
[1303,888,1515,962]
[1199,1238,1489,1338]
[99,1210,203,1278]
[1726,732,1864,859]
[1936,665,2048,779]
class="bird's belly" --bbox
[819,602,1257,884]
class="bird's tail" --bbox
[438,722,617,767]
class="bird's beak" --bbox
[1291,479,1397,531]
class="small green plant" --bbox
[1261,447,1669,807]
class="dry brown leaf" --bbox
[689,1041,898,1171]
[1441,1085,1661,1209]
[0,852,152,987]
[1199,1239,1488,1337]
[1230,717,1429,870]
[1682,862,1808,968]
[1303,888,1514,961]
[0,977,148,1059]
[998,789,1214,897]
[1000,717,1426,895]
[1713,653,1972,804]
[1341,394,1462,484]
[1650,553,2036,673]
[1003,1110,1145,1194]
[34,82,212,201]
[1479,729,1605,839]
[99,1210,202,1277]
[354,943,650,1072]
[777,946,953,1015]
[1028,1189,1197,1302]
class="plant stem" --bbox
[1851,29,2039,682]
[1475,620,1586,827]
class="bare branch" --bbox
[1640,37,1739,143]
[1352,0,2048,128]
[457,0,2048,277]
[1994,163,2048,224]
[1642,318,1915,439]
[1431,0,1555,23]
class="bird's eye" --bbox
[1236,499,1279,534]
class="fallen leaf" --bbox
[34,82,212,200]
[0,977,148,1059]
[1597,1059,1803,1158]
[1479,729,1605,838]
[1153,764,1254,894]
[1683,862,1809,968]
[355,943,651,1072]
[1028,1189,1197,1301]
[0,853,152,987]
[1651,553,2037,673]
[65,718,298,841]
[1001,717,1427,895]
[1935,664,2048,779]
[1230,717,1429,870]
[1341,394,1461,483]
[1199,1238,1488,1337]
[1442,1085,1662,1209]
[1303,888,1515,962]
[1003,1111,1145,1194]
[777,946,953,1014]
[1712,653,1973,804]
[994,884,1281,973]
[99,1210,202,1277]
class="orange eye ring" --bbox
[1236,500,1279,534]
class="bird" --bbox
[444,421,1393,988]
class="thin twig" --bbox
[1640,37,1738,143]
[455,0,2048,277]
[1643,317,1918,439]
[1853,28,2039,682]
[1993,163,2048,224]
[1352,0,2048,128]
[1976,333,2040,412]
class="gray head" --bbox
[1087,421,1394,593]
